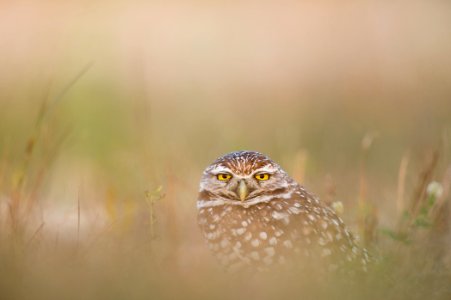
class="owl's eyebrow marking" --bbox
[252,164,277,174]
[208,165,233,175]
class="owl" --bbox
[197,151,370,273]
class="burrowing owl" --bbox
[197,151,369,272]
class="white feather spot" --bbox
[206,231,219,240]
[269,237,278,245]
[288,207,301,214]
[272,211,287,220]
[251,239,260,247]
[326,231,334,241]
[283,240,293,249]
[236,228,246,235]
[322,248,332,257]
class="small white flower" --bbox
[426,181,443,198]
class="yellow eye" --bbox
[254,173,270,181]
[217,173,232,181]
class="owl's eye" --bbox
[254,173,270,181]
[217,173,232,181]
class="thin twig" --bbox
[26,222,45,247]
[397,152,410,216]
[46,61,94,117]
[410,150,439,222]
[16,62,94,192]
[77,188,81,249]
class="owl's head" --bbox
[199,151,292,203]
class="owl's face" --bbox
[199,151,291,203]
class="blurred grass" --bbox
[1,1,451,299]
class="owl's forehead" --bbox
[208,151,277,176]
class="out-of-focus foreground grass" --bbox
[1,1,451,299]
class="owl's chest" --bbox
[198,203,308,269]
[199,203,284,236]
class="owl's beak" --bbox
[238,180,249,201]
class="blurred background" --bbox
[0,1,450,299]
